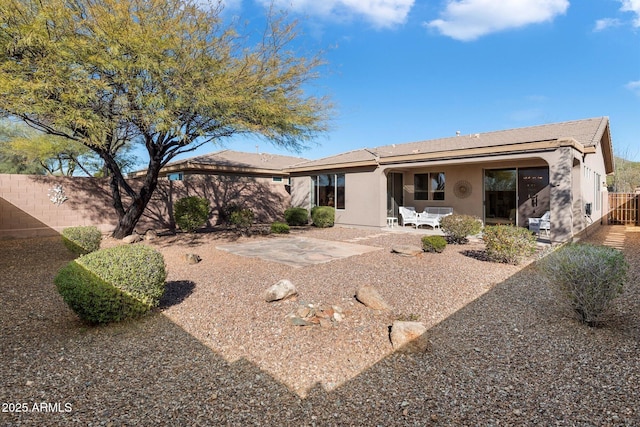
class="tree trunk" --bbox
[109,156,162,239]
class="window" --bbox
[414,174,429,200]
[272,176,283,182]
[414,172,445,200]
[167,172,183,181]
[431,172,445,200]
[312,173,345,209]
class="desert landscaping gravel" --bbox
[1,225,639,426]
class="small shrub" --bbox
[173,196,210,232]
[61,226,102,255]
[271,221,290,234]
[55,245,167,324]
[483,225,537,264]
[538,244,628,326]
[284,207,309,226]
[311,206,335,228]
[440,214,482,244]
[230,208,255,229]
[421,235,447,253]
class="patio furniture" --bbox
[416,207,454,229]
[387,217,398,228]
[528,211,550,236]
[399,207,418,227]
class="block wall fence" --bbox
[0,174,290,240]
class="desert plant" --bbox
[440,214,482,244]
[230,208,255,229]
[55,244,167,324]
[483,225,537,264]
[173,196,210,232]
[284,207,309,226]
[271,222,290,234]
[311,206,335,228]
[421,235,447,253]
[61,226,102,255]
[538,243,628,326]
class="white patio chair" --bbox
[528,211,550,236]
[399,206,418,227]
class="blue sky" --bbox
[173,0,640,164]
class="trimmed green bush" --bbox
[173,196,210,232]
[61,226,102,255]
[440,214,482,244]
[311,206,335,228]
[230,208,254,229]
[483,225,537,264]
[55,244,167,324]
[284,207,309,226]
[270,221,290,234]
[421,235,447,253]
[538,244,628,326]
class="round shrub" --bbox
[440,214,483,244]
[421,235,447,253]
[270,221,290,234]
[537,244,628,326]
[311,206,335,228]
[284,207,309,226]
[483,225,537,264]
[55,244,167,324]
[62,226,102,255]
[173,196,210,232]
[230,208,254,229]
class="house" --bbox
[286,117,614,243]
[129,149,309,225]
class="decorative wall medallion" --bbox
[453,180,472,199]
[48,184,68,206]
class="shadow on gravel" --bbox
[158,280,196,309]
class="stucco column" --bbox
[548,147,575,242]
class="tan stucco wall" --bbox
[0,174,290,239]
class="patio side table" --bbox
[387,217,398,228]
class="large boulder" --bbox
[391,245,423,257]
[355,285,391,310]
[264,279,298,302]
[390,321,429,353]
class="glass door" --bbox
[387,172,403,218]
[484,169,517,225]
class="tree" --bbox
[0,122,45,174]
[0,0,330,238]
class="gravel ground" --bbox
[1,225,639,426]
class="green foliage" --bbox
[608,155,640,192]
[538,244,628,326]
[270,221,290,234]
[61,226,102,255]
[55,244,167,324]
[284,207,309,226]
[421,235,447,253]
[173,196,210,232]
[0,0,331,237]
[311,206,335,228]
[483,225,537,265]
[440,214,483,244]
[230,209,255,229]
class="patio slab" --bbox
[216,236,382,268]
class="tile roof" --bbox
[166,149,308,171]
[291,117,610,170]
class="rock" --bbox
[265,279,298,302]
[183,253,202,264]
[144,230,158,241]
[391,245,423,257]
[122,233,142,244]
[390,321,429,353]
[355,285,391,310]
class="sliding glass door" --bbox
[484,169,517,225]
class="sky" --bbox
[167,0,640,165]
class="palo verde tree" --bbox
[0,0,330,238]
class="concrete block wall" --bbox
[0,174,290,239]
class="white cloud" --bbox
[626,80,640,96]
[620,0,640,27]
[424,0,570,41]
[594,18,621,31]
[257,0,415,28]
